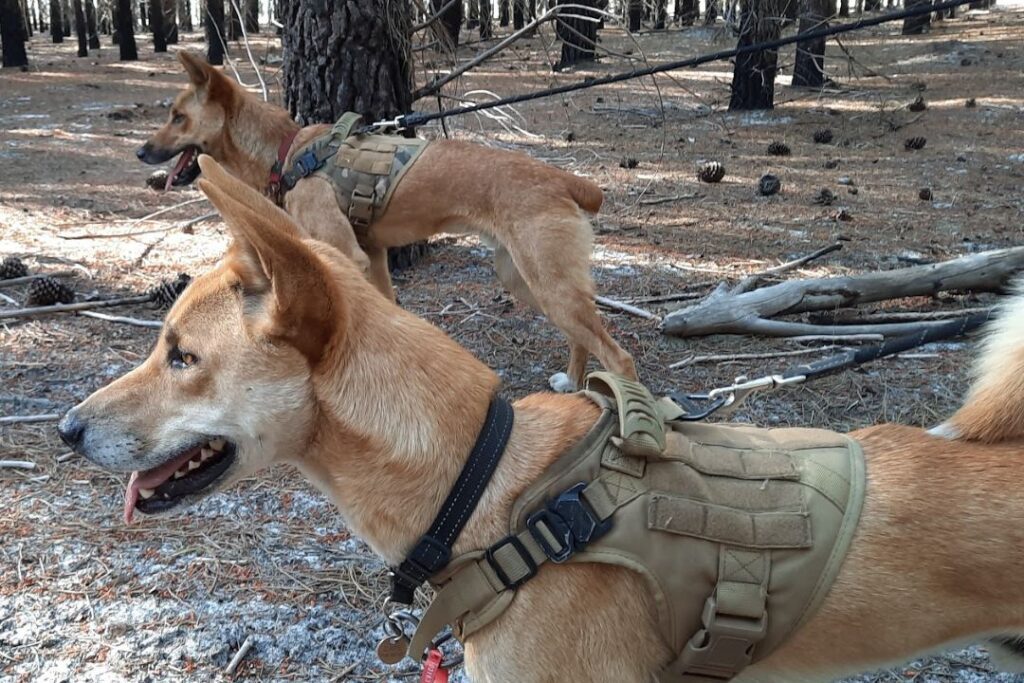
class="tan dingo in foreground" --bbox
[136,51,635,390]
[60,156,1024,682]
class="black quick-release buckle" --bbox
[485,536,537,589]
[526,483,612,563]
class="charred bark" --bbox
[227,0,241,39]
[85,0,100,47]
[165,0,178,43]
[245,0,258,30]
[73,0,88,54]
[206,0,225,64]
[1,0,30,66]
[902,0,930,34]
[149,0,165,50]
[627,0,641,30]
[50,0,63,41]
[478,0,492,38]
[792,0,829,87]
[115,0,137,59]
[728,0,781,110]
[178,0,191,30]
[432,0,462,48]
[555,0,597,70]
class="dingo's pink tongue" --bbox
[165,148,194,191]
[124,471,140,525]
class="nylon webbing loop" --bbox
[390,396,514,605]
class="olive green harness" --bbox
[408,373,865,681]
[277,113,429,235]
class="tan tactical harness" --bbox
[409,372,865,681]
[279,113,429,235]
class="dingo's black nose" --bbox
[57,410,85,449]
[135,145,148,161]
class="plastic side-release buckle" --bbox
[526,482,612,563]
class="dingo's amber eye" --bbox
[169,347,197,369]
[172,113,185,125]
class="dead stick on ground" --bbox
[638,193,703,206]
[0,414,60,425]
[0,271,78,289]
[0,460,36,470]
[0,295,153,321]
[670,345,843,369]
[224,635,255,675]
[785,334,884,343]
[733,243,843,294]
[80,311,163,329]
[809,306,993,325]
[596,296,660,321]
[57,198,209,239]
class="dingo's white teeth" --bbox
[139,488,155,499]
[188,460,200,471]
[174,470,186,479]
[209,438,226,452]
[201,448,214,461]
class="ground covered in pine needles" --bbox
[3,7,1024,681]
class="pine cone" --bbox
[766,141,790,157]
[696,161,725,183]
[148,273,192,309]
[0,256,28,280]
[619,157,639,169]
[908,96,927,112]
[25,276,74,306]
[146,170,169,191]
[758,174,781,196]
[965,98,977,108]
[813,129,834,144]
[813,188,836,206]
[904,136,927,151]
[919,188,933,201]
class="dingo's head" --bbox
[136,52,241,189]
[59,156,345,523]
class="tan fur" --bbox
[65,158,1024,682]
[143,51,636,388]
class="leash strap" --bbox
[390,396,515,605]
[267,129,299,197]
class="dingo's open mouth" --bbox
[165,145,201,190]
[124,437,235,523]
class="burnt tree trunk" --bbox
[115,0,137,58]
[72,0,87,54]
[165,0,178,42]
[792,0,829,87]
[728,0,781,110]
[555,0,597,70]
[282,0,427,272]
[206,0,225,63]
[149,0,165,49]
[499,0,508,25]
[61,0,70,33]
[2,0,30,66]
[627,0,642,30]
[85,0,100,47]
[432,0,462,48]
[138,0,147,28]
[50,0,63,40]
[178,0,191,30]
[902,0,930,34]
[704,0,718,24]
[227,0,241,39]
[678,0,697,24]
[653,0,667,27]
[478,0,492,37]
[838,0,848,16]
[244,0,257,30]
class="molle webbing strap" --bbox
[390,397,514,605]
[585,372,666,458]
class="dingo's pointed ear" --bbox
[197,156,341,365]
[178,50,234,104]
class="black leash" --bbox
[359,0,976,134]
[671,311,993,419]
[390,396,515,605]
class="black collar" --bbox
[389,396,515,605]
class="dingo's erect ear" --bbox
[177,50,234,104]
[197,155,341,365]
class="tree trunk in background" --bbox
[792,0,828,87]
[50,0,63,40]
[499,0,508,25]
[282,0,426,272]
[902,0,929,34]
[863,0,879,9]
[116,0,137,57]
[61,0,70,33]
[704,0,718,24]
[206,0,225,63]
[85,0,100,47]
[149,0,165,49]
[678,0,697,24]
[554,0,596,69]
[2,0,30,66]
[178,0,191,30]
[138,0,147,29]
[512,0,524,28]
[432,0,462,48]
[627,0,641,30]
[227,0,241,39]
[838,0,848,16]
[165,0,179,42]
[478,0,492,37]
[72,0,88,54]
[20,0,32,36]
[244,0,257,31]
[653,0,667,27]
[728,0,781,110]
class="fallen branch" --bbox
[0,413,60,425]
[224,635,255,675]
[411,0,459,33]
[596,296,660,320]
[80,311,163,328]
[785,333,884,343]
[733,243,843,293]
[809,306,993,325]
[662,246,1024,338]
[0,271,78,289]
[624,291,707,305]
[670,345,842,369]
[0,294,152,321]
[0,460,36,470]
[638,193,703,206]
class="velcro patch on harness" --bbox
[648,494,812,549]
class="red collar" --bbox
[267,129,299,197]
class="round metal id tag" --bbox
[376,634,411,665]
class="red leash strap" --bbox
[420,648,449,683]
[267,129,299,195]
